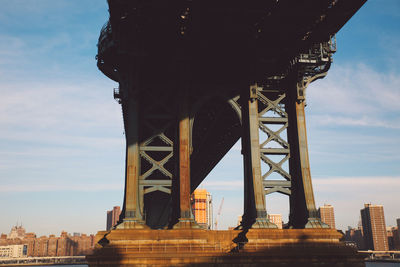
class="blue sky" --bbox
[0,1,399,236]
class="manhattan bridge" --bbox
[88,0,367,266]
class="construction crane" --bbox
[214,197,224,230]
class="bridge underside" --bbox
[96,0,366,230]
[88,0,368,266]
[119,83,243,229]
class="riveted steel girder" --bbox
[241,77,328,229]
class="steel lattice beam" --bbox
[257,88,292,197]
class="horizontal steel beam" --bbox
[140,146,173,151]
[260,148,290,155]
[258,117,288,124]
[139,180,172,186]
[264,180,291,188]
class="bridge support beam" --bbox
[286,79,328,228]
[116,81,147,229]
[173,87,199,229]
[241,79,328,229]
[117,93,147,229]
[241,84,277,229]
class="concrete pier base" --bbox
[86,229,365,266]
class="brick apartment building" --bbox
[318,204,336,229]
[106,206,121,230]
[361,204,389,251]
[0,228,94,257]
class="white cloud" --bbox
[309,114,400,129]
[307,63,400,124]
[0,77,122,189]
[202,180,243,190]
[314,176,400,187]
[0,183,123,193]
[0,80,121,138]
[0,35,25,57]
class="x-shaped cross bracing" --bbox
[256,91,291,196]
[139,98,175,196]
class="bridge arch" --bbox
[189,88,242,134]
[189,87,242,192]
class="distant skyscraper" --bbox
[191,189,212,229]
[387,227,397,250]
[267,214,283,229]
[392,227,400,250]
[345,228,365,250]
[360,204,389,251]
[318,204,335,229]
[106,206,121,231]
[396,218,400,250]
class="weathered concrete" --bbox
[87,229,365,266]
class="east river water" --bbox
[366,263,400,267]
[31,263,400,267]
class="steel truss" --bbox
[256,86,291,197]
[96,0,367,233]
[241,39,335,229]
[138,93,175,215]
[114,38,335,230]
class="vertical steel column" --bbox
[179,92,191,219]
[173,88,199,229]
[287,79,328,228]
[117,98,147,229]
[241,84,277,229]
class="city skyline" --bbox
[1,1,400,236]
[0,224,94,257]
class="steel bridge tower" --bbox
[88,0,367,266]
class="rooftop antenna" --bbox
[214,197,224,230]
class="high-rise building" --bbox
[392,228,400,250]
[318,204,335,229]
[345,227,365,250]
[386,225,400,250]
[396,218,400,250]
[106,206,121,231]
[360,204,389,251]
[267,214,283,229]
[191,189,212,229]
[387,227,395,250]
